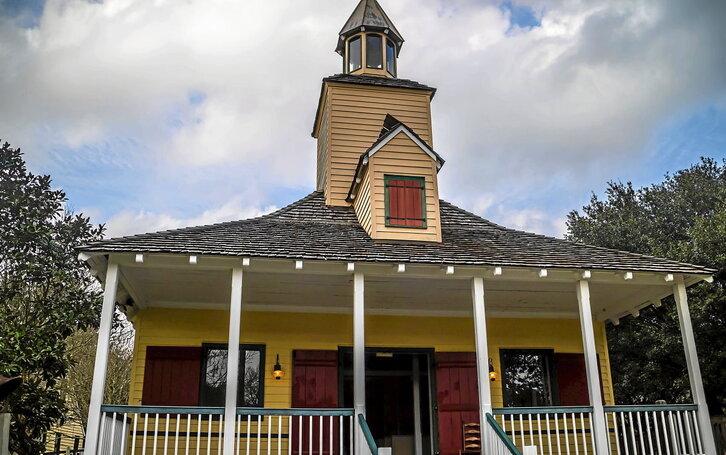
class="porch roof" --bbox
[78,192,712,276]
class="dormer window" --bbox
[348,36,362,72]
[385,175,426,228]
[366,34,383,69]
[386,39,396,76]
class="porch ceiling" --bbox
[113,255,683,322]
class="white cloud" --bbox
[105,195,277,238]
[1,0,724,238]
[491,207,568,238]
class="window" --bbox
[200,344,265,407]
[386,39,396,76]
[500,349,558,407]
[348,36,362,72]
[385,175,426,228]
[366,34,383,69]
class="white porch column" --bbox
[471,277,492,447]
[223,267,244,455]
[353,272,366,455]
[84,260,120,455]
[674,279,717,454]
[575,280,609,455]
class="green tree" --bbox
[58,326,133,434]
[566,157,726,415]
[0,141,105,454]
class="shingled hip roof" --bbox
[79,192,713,275]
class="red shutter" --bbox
[436,352,480,455]
[292,350,339,455]
[555,353,604,406]
[387,179,424,227]
[142,346,202,406]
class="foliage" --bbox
[58,325,133,431]
[0,141,105,454]
[566,157,726,415]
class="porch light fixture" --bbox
[272,354,284,380]
[488,358,497,382]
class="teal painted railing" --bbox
[358,414,378,455]
[493,406,594,415]
[485,413,522,455]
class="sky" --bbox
[0,0,725,239]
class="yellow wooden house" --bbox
[78,2,717,455]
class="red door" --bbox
[292,350,339,455]
[435,352,479,455]
[142,346,202,406]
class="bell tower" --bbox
[312,0,443,243]
[336,0,403,78]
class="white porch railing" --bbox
[493,406,597,455]
[485,413,523,455]
[96,406,355,455]
[604,405,704,455]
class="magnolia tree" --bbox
[0,141,112,454]
[567,157,726,415]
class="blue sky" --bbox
[1,0,725,238]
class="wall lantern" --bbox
[272,355,284,380]
[488,358,497,382]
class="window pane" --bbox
[202,348,228,406]
[242,350,262,406]
[348,37,361,72]
[501,349,556,407]
[200,345,264,407]
[386,40,396,76]
[366,34,382,69]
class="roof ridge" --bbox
[439,199,712,272]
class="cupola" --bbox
[336,0,403,78]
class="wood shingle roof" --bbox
[79,192,712,274]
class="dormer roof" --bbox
[336,0,404,55]
[346,115,444,202]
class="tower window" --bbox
[385,175,426,228]
[386,39,396,76]
[348,36,362,72]
[366,34,383,69]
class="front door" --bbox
[340,348,436,455]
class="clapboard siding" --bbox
[316,82,433,206]
[353,169,373,235]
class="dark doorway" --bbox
[340,348,436,455]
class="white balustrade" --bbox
[95,406,355,455]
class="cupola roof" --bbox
[336,0,404,55]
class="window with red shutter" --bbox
[384,175,426,228]
[142,346,202,406]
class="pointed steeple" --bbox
[335,1,404,77]
[336,0,404,55]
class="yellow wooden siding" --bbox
[129,309,614,409]
[367,133,442,242]
[321,82,433,206]
[353,168,373,235]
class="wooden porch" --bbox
[79,252,716,455]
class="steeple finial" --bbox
[336,0,403,78]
